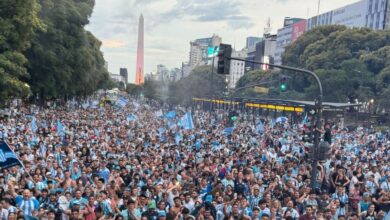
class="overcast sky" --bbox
[86,0,358,83]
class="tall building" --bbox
[246,34,277,71]
[307,0,387,31]
[275,19,306,65]
[156,64,169,82]
[188,34,222,67]
[135,14,144,85]
[119,68,128,83]
[228,49,247,88]
[385,0,390,29]
[246,37,262,50]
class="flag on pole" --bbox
[179,112,194,130]
[300,113,308,128]
[163,111,176,119]
[0,141,23,169]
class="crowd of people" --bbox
[0,97,389,220]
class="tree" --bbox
[0,0,43,99]
[282,25,390,109]
[26,0,110,101]
[126,83,142,96]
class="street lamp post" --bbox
[228,57,323,191]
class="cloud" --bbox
[102,39,127,48]
[157,0,253,29]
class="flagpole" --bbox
[3,140,35,184]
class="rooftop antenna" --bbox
[317,0,321,16]
[264,17,272,36]
[307,8,310,19]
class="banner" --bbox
[0,141,23,169]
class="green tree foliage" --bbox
[234,69,306,100]
[0,0,43,98]
[167,66,227,105]
[26,0,112,100]
[282,25,390,109]
[126,83,142,96]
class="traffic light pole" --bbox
[229,57,323,191]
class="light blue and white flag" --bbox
[163,111,176,119]
[154,109,163,118]
[127,114,138,121]
[30,117,38,133]
[116,97,129,108]
[57,120,65,137]
[300,113,308,128]
[0,141,23,169]
[179,112,194,130]
[175,133,182,145]
[167,120,176,130]
[222,127,234,135]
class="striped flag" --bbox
[179,112,194,130]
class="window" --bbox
[369,0,373,13]
[375,0,379,11]
[376,13,381,29]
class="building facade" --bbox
[119,68,128,83]
[246,37,262,50]
[228,49,247,88]
[246,34,277,71]
[307,11,333,30]
[188,34,222,67]
[308,0,388,30]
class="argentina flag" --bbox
[179,112,194,130]
[116,97,129,108]
[0,141,23,169]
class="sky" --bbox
[86,0,359,83]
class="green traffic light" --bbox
[231,116,237,121]
[280,84,287,92]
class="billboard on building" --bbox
[291,20,307,42]
[284,17,304,27]
[332,0,366,28]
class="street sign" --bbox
[254,86,269,94]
